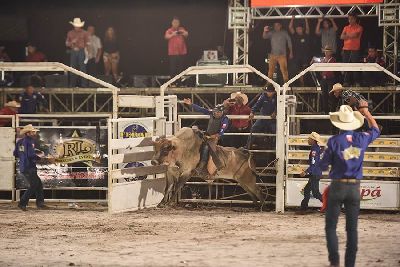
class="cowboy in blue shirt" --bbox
[183,98,228,176]
[318,102,380,267]
[248,84,277,147]
[14,124,53,211]
[18,85,48,114]
[298,132,325,212]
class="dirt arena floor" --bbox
[0,204,399,267]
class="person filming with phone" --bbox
[165,16,189,86]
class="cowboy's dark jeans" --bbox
[70,49,87,87]
[20,168,45,207]
[300,175,322,209]
[325,181,360,267]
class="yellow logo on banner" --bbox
[342,146,361,161]
[54,131,97,164]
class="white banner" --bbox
[286,178,400,210]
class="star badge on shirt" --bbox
[342,146,361,161]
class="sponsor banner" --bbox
[251,0,383,7]
[16,128,108,188]
[286,178,400,209]
[117,119,155,180]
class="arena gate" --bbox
[107,95,178,213]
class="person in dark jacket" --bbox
[298,132,325,213]
[14,124,53,211]
[183,98,228,176]
[248,84,277,148]
[18,85,48,114]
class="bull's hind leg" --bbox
[237,170,266,210]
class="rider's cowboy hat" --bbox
[4,101,20,108]
[321,45,333,52]
[329,83,344,94]
[20,124,40,135]
[69,18,85,28]
[308,132,326,146]
[329,105,364,131]
[230,92,248,105]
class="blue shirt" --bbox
[251,94,277,116]
[18,92,47,114]
[13,136,40,173]
[306,144,322,177]
[192,104,229,136]
[318,127,380,179]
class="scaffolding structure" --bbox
[230,0,400,85]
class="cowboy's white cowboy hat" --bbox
[329,105,364,131]
[4,101,20,108]
[69,18,85,28]
[329,83,344,94]
[308,131,326,146]
[20,124,40,135]
[230,92,248,105]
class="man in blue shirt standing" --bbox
[319,102,380,267]
[298,131,325,212]
[183,98,228,176]
[248,84,277,148]
[14,124,53,211]
[18,85,48,114]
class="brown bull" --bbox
[151,127,265,207]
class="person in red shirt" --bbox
[0,101,20,127]
[340,13,363,87]
[26,44,47,62]
[362,45,385,86]
[164,17,188,84]
[223,92,251,148]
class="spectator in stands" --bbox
[165,17,189,84]
[340,13,363,86]
[223,92,251,148]
[315,17,338,54]
[263,22,293,83]
[86,25,102,76]
[248,84,277,148]
[362,45,385,86]
[66,17,89,87]
[0,46,11,62]
[0,101,20,127]
[18,85,48,114]
[319,45,337,114]
[26,43,47,62]
[103,26,120,82]
[289,17,311,86]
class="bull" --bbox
[151,127,265,208]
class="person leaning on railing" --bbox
[18,84,49,114]
[223,92,251,148]
[247,84,277,149]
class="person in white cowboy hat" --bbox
[0,100,20,127]
[223,91,251,148]
[297,131,325,213]
[66,17,89,87]
[329,82,368,111]
[14,124,53,211]
[318,101,380,267]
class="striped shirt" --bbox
[341,90,367,108]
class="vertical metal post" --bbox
[275,86,286,213]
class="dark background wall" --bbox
[0,0,382,78]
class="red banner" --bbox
[251,0,383,7]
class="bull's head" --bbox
[151,137,176,166]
